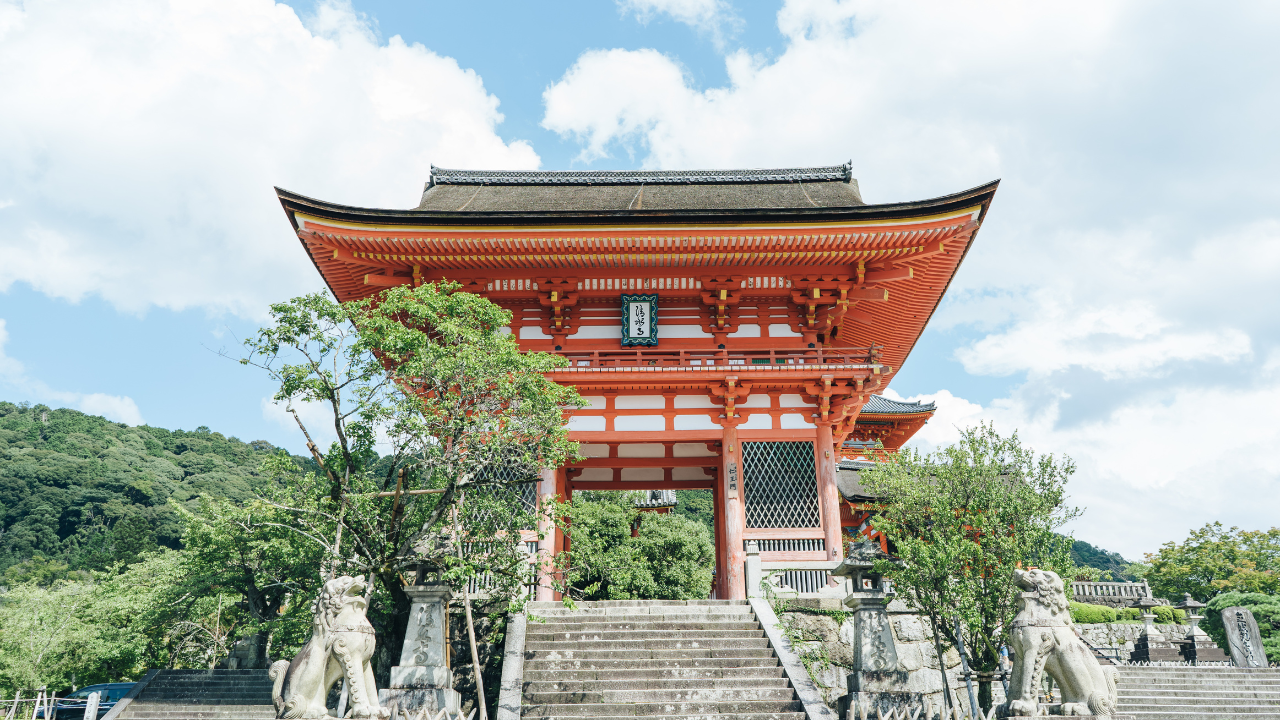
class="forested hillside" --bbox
[0,401,284,578]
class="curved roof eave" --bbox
[274,180,1000,230]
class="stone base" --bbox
[390,664,452,688]
[1007,717,1135,719]
[841,691,929,720]
[378,687,461,718]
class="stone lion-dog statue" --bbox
[270,575,388,719]
[998,568,1118,718]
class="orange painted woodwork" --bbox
[276,165,997,599]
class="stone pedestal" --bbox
[834,542,925,719]
[378,584,462,717]
[1129,598,1181,663]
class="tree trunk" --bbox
[979,680,992,713]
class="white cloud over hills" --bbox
[544,0,1280,557]
[0,0,538,318]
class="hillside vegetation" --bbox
[0,401,283,578]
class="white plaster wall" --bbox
[738,414,773,430]
[674,395,718,408]
[618,443,665,457]
[568,325,622,339]
[497,326,512,335]
[672,467,712,480]
[580,396,607,409]
[769,323,803,337]
[518,326,550,339]
[727,323,761,337]
[575,468,612,481]
[780,394,816,407]
[614,415,665,431]
[578,443,609,457]
[621,467,664,481]
[658,325,712,338]
[673,443,717,457]
[567,416,606,431]
[615,395,666,409]
[738,395,771,408]
[780,413,816,429]
[674,415,720,430]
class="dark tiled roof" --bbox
[633,489,678,509]
[416,164,864,212]
[861,394,936,415]
[837,459,879,502]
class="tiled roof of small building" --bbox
[633,489,678,509]
[416,164,865,212]
[860,395,936,415]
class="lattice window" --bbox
[741,441,820,528]
[464,465,539,528]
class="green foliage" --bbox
[1145,523,1280,602]
[1070,539,1135,581]
[1069,602,1117,624]
[1150,605,1186,625]
[860,423,1078,710]
[555,493,714,601]
[0,401,280,576]
[1119,607,1141,621]
[1202,592,1280,664]
[673,489,714,536]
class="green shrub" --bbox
[1070,602,1117,624]
[1203,592,1280,665]
[1119,607,1141,621]
[1152,605,1174,624]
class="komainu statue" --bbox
[270,575,388,719]
[998,568,1118,718]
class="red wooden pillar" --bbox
[720,423,746,600]
[815,422,843,561]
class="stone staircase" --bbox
[1117,665,1280,720]
[520,599,806,720]
[116,669,275,720]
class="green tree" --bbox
[860,424,1078,712]
[555,492,714,601]
[1145,523,1280,602]
[241,284,581,689]
[1202,592,1280,665]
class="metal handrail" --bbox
[539,345,884,369]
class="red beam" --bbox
[569,481,715,490]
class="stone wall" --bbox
[779,598,1006,714]
[1075,622,1192,657]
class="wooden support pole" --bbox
[536,467,556,602]
[815,422,843,562]
[720,423,746,600]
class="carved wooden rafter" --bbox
[698,275,744,345]
[536,277,579,347]
[708,375,752,420]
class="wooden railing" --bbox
[543,345,883,369]
[1071,580,1152,600]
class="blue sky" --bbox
[2,0,1278,558]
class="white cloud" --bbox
[0,0,538,318]
[541,0,1280,556]
[0,319,144,425]
[617,0,739,45]
[261,395,337,449]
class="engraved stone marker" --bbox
[1222,606,1267,668]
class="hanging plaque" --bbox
[621,293,658,346]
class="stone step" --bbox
[1120,690,1280,700]
[530,612,756,622]
[119,704,274,719]
[1120,668,1280,675]
[524,667,786,682]
[1118,707,1280,716]
[527,657,781,672]
[525,688,797,706]
[1126,691,1280,702]
[526,648,776,661]
[531,621,762,632]
[517,715,802,720]
[520,700,804,717]
[527,601,747,608]
[1120,715,1280,720]
[528,630,766,642]
[525,678,791,694]
[527,638,769,651]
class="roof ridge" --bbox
[428,162,854,186]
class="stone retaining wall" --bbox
[1075,623,1192,657]
[779,598,1006,713]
